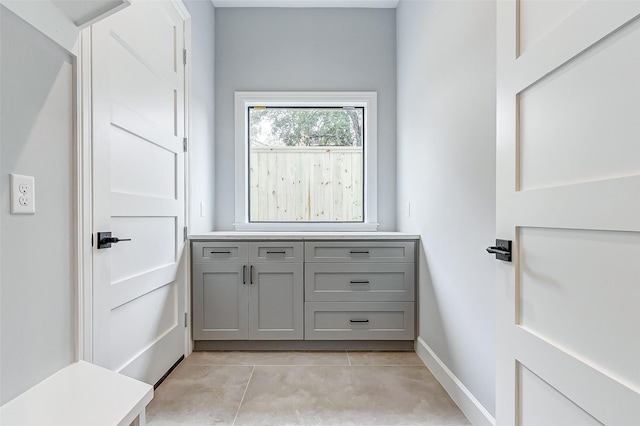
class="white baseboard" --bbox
[415,337,495,426]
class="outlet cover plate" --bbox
[10,174,35,214]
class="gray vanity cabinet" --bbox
[192,241,303,340]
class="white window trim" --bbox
[234,91,378,231]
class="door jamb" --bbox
[171,0,193,358]
[77,26,93,362]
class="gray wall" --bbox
[214,8,397,230]
[184,0,215,234]
[396,0,497,416]
[0,6,75,404]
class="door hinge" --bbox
[183,226,188,241]
[183,137,188,152]
[183,49,187,66]
[184,312,188,328]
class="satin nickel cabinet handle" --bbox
[350,319,370,323]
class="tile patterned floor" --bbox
[146,351,470,426]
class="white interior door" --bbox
[91,0,187,385]
[496,1,640,424]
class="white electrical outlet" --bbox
[10,174,35,214]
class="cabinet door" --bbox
[192,262,248,340]
[249,263,303,340]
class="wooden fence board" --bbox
[249,146,363,222]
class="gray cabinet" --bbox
[192,241,303,340]
[192,238,416,344]
[304,241,416,340]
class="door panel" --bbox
[518,227,640,384]
[110,126,177,199]
[110,216,176,282]
[517,364,601,426]
[496,1,640,424]
[110,282,179,371]
[518,18,640,190]
[517,0,585,55]
[92,0,186,385]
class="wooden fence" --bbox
[249,146,363,222]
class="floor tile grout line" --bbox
[232,365,255,426]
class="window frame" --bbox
[234,91,378,231]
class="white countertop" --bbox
[189,231,420,241]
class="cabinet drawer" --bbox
[305,241,414,263]
[192,242,248,263]
[305,302,415,340]
[305,263,414,302]
[249,242,303,263]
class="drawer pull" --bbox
[250,265,254,284]
[210,250,231,254]
[350,319,370,323]
[243,265,246,285]
[350,250,370,255]
[350,280,370,284]
[266,251,286,254]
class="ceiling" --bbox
[210,0,399,8]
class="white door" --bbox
[496,1,640,424]
[91,0,187,385]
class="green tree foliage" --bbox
[250,107,363,147]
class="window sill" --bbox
[233,222,380,232]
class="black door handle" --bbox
[486,247,510,255]
[486,239,512,262]
[97,231,132,249]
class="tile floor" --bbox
[146,351,470,426]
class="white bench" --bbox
[0,361,153,426]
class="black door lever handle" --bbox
[97,231,132,249]
[486,239,512,262]
[486,246,510,255]
[103,237,131,244]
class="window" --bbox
[234,92,378,231]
